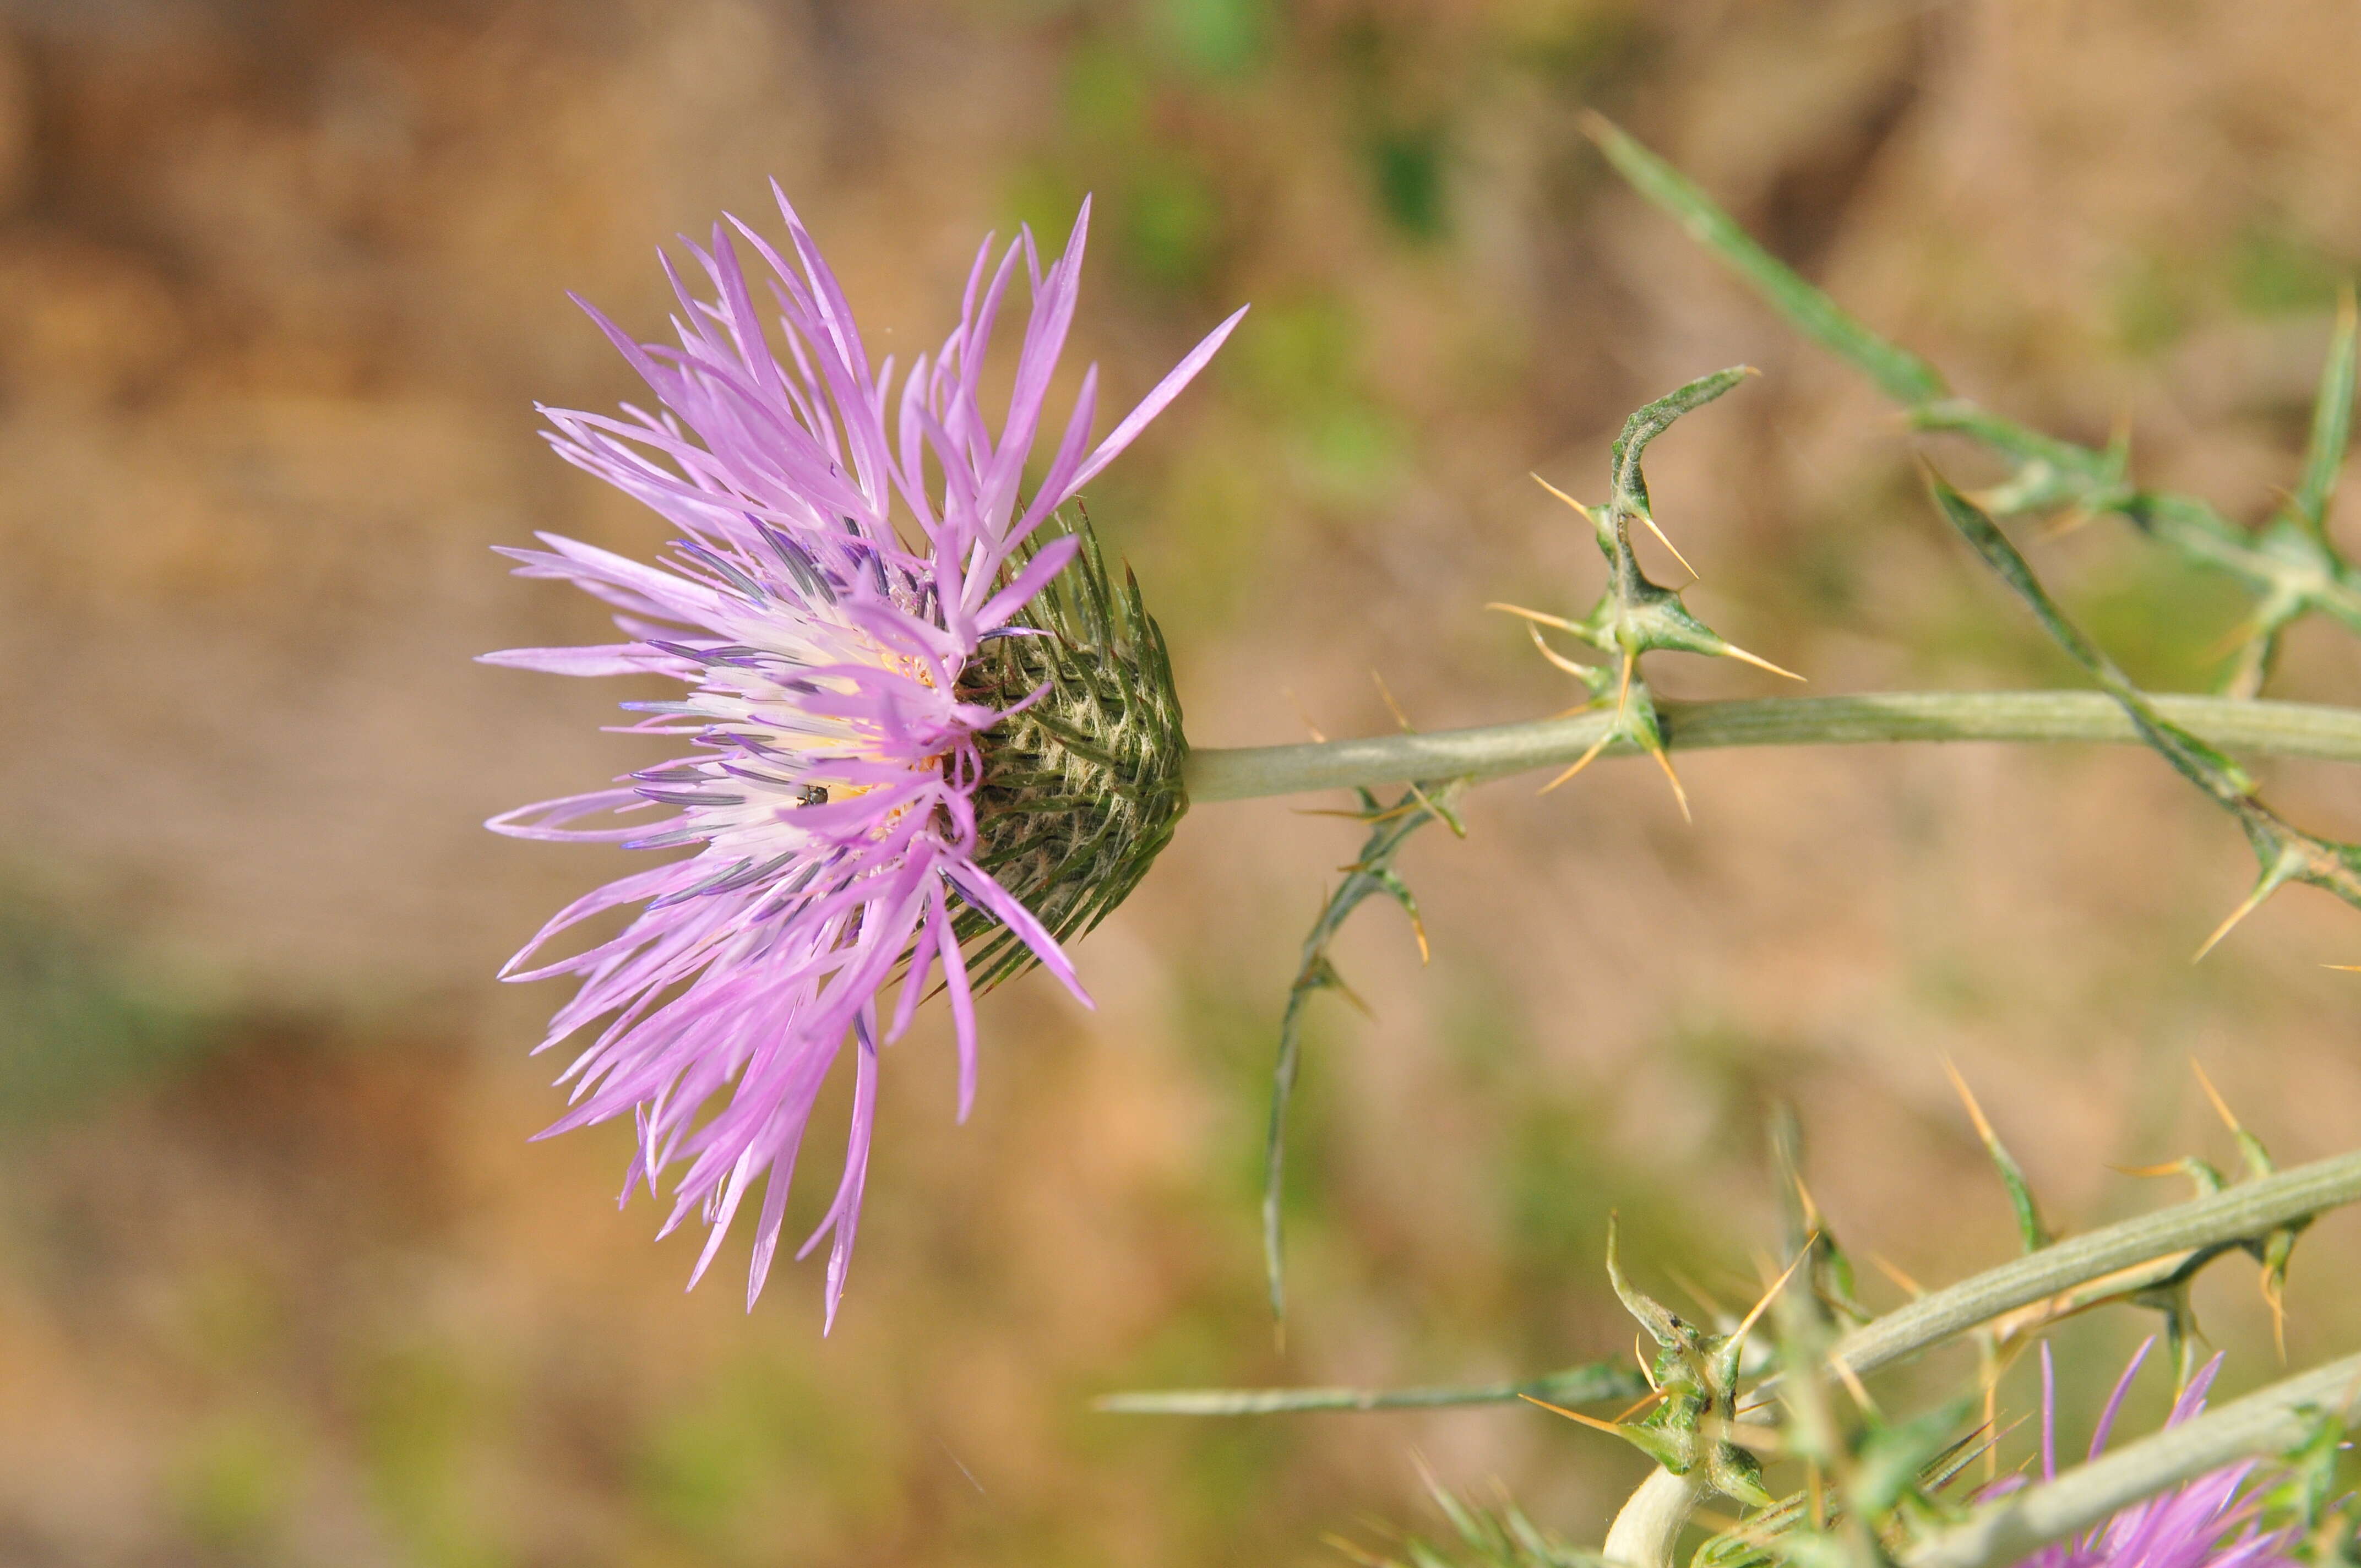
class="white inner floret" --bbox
[622,601,953,867]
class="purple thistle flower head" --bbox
[483,189,1242,1327]
[1997,1342,2299,1568]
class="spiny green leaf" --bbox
[1264,780,1465,1318]
[1930,472,2361,951]
[1942,1058,2050,1254]
[1592,115,2361,693]
[1928,475,2252,805]
[1911,401,2122,489]
[1694,1429,1994,1568]
[2292,289,2358,539]
[1334,1475,1614,1568]
[1584,115,1946,406]
[1769,1104,1873,1329]
[1851,1397,1981,1520]
[1510,373,1799,820]
[1612,366,1757,513]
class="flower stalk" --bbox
[1184,693,2361,805]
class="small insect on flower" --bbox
[483,189,1242,1326]
[1997,1342,2300,1568]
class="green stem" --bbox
[1091,1358,1645,1416]
[1184,692,2361,803]
[1093,1153,2361,1422]
[1906,1353,2361,1568]
[1832,1150,2361,1380]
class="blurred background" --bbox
[3,1,2359,1564]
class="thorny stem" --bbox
[1184,693,2361,804]
[1097,1151,2361,1418]
[1905,1353,2361,1568]
[1827,1150,2361,1381]
[1091,1359,1645,1415]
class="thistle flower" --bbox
[484,190,1241,1324]
[2001,1342,2298,1568]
